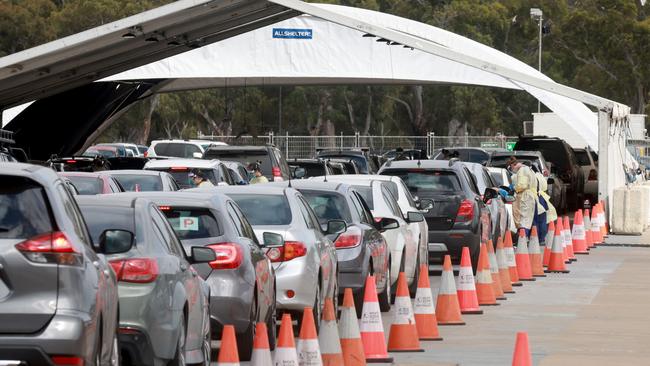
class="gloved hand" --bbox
[498,188,509,198]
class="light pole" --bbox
[530,7,543,113]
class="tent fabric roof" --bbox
[105,3,611,151]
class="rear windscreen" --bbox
[294,162,325,177]
[382,170,461,194]
[490,172,505,186]
[160,207,222,240]
[229,194,292,225]
[78,206,135,245]
[489,155,538,168]
[300,190,352,223]
[151,168,218,189]
[66,176,103,195]
[352,185,374,209]
[84,148,116,158]
[574,150,591,166]
[515,141,568,170]
[0,176,54,239]
[113,174,163,191]
[322,155,369,173]
[153,143,202,158]
[204,150,272,176]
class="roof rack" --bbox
[0,129,15,145]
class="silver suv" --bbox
[0,163,129,365]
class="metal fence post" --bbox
[464,132,469,147]
[285,131,289,159]
[268,131,274,146]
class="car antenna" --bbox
[417,159,421,167]
[323,159,328,182]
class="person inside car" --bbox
[247,162,269,184]
[189,169,214,188]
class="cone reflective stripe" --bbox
[436,255,466,325]
[338,288,366,366]
[563,216,577,261]
[496,237,515,294]
[528,226,546,277]
[556,219,569,263]
[413,264,442,340]
[475,243,499,306]
[274,313,299,366]
[297,307,322,366]
[545,221,570,273]
[387,272,423,352]
[487,240,506,300]
[515,229,535,281]
[591,206,602,244]
[584,209,594,249]
[218,325,240,366]
[319,298,343,366]
[504,233,522,286]
[250,323,272,366]
[359,276,392,363]
[512,332,533,366]
[543,221,555,267]
[572,210,589,254]
[457,247,483,314]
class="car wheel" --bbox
[378,259,391,312]
[169,313,186,366]
[390,252,405,304]
[266,286,277,351]
[408,251,420,298]
[237,297,257,361]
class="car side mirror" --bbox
[192,152,203,159]
[262,232,284,247]
[326,219,347,235]
[190,246,217,263]
[293,167,306,179]
[418,198,434,212]
[547,178,555,185]
[98,229,134,255]
[406,211,424,223]
[375,217,399,232]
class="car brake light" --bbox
[51,356,84,366]
[334,226,362,248]
[266,241,306,262]
[158,205,171,211]
[15,232,82,266]
[66,160,77,164]
[588,169,597,181]
[143,151,148,158]
[171,167,189,171]
[455,199,474,222]
[110,258,158,283]
[272,166,282,177]
[206,243,243,269]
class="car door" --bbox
[351,190,389,289]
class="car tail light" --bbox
[266,241,307,262]
[272,166,282,177]
[51,356,84,366]
[455,199,474,222]
[110,258,158,283]
[206,243,243,269]
[334,226,362,248]
[65,160,77,164]
[588,169,597,181]
[171,167,189,171]
[158,205,171,211]
[143,151,148,158]
[15,232,82,266]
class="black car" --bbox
[379,159,494,270]
[514,136,584,209]
[288,158,335,178]
[316,149,379,174]
[432,147,507,165]
[203,145,292,182]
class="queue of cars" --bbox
[0,133,592,364]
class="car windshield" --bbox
[0,176,54,239]
[112,174,163,191]
[84,148,116,158]
[229,194,292,225]
[66,176,103,195]
[203,150,273,176]
[300,190,352,223]
[574,150,591,166]
[160,207,222,240]
[320,154,369,173]
[293,162,326,177]
[153,143,202,158]
[382,169,461,194]
[352,185,374,209]
[78,206,135,245]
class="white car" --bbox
[146,139,228,159]
[314,174,428,295]
[310,175,424,298]
[487,167,516,233]
[144,158,235,188]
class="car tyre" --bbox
[378,259,391,312]
[237,297,257,361]
[169,313,186,366]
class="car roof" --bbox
[0,162,60,184]
[106,191,230,209]
[75,194,141,208]
[87,145,117,151]
[205,145,272,152]
[317,149,365,156]
[267,180,347,192]
[103,169,165,176]
[380,159,458,170]
[320,174,394,182]
[58,171,107,178]
[144,158,222,169]
[187,185,291,196]
[491,150,543,157]
[486,167,507,173]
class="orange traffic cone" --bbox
[512,332,533,366]
[543,221,554,267]
[319,298,343,366]
[436,255,466,325]
[599,200,608,237]
[359,276,392,363]
[413,264,442,341]
[457,247,483,314]
[339,288,366,366]
[274,313,299,366]
[218,325,240,366]
[591,205,602,245]
[475,243,499,306]
[487,240,506,300]
[515,229,535,281]
[504,233,522,286]
[584,209,594,249]
[564,216,577,261]
[528,226,545,277]
[387,272,423,352]
[556,219,570,264]
[298,307,322,366]
[572,210,589,254]
[250,323,272,366]
[545,222,570,273]
[496,237,515,294]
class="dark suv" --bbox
[514,136,584,209]
[203,145,291,182]
[316,149,379,174]
[379,159,493,270]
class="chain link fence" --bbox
[197,132,518,159]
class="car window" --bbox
[113,174,163,192]
[160,207,222,240]
[81,206,135,248]
[381,186,402,218]
[574,150,591,166]
[515,140,569,171]
[490,171,505,186]
[65,176,103,195]
[464,167,480,194]
[55,184,92,246]
[347,193,365,223]
[226,203,244,236]
[352,185,374,209]
[229,203,258,243]
[381,169,462,194]
[295,196,315,229]
[0,176,54,239]
[150,205,184,257]
[151,168,218,189]
[203,150,273,176]
[229,194,292,225]
[108,178,122,193]
[300,190,352,224]
[154,143,201,158]
[355,191,375,224]
[399,180,417,207]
